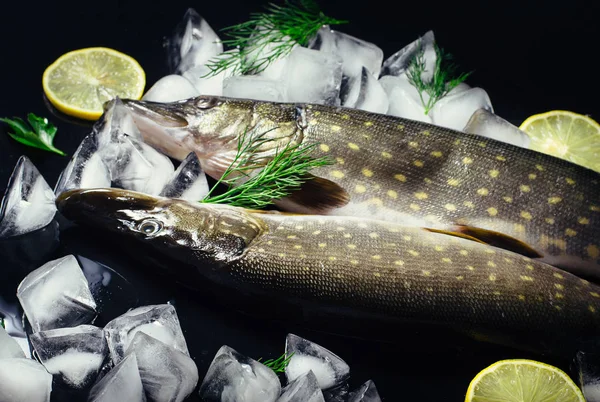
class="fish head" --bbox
[121,96,302,178]
[56,188,266,266]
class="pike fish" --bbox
[56,187,600,356]
[120,96,600,280]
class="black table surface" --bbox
[0,1,598,401]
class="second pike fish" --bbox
[121,96,600,279]
[56,188,600,357]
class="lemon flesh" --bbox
[520,110,600,173]
[465,359,585,402]
[42,47,145,121]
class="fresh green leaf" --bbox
[203,0,348,77]
[201,126,333,209]
[258,352,294,373]
[0,113,66,156]
[407,42,472,115]
[0,317,4,329]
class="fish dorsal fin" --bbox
[423,228,488,244]
[275,174,350,214]
[447,225,544,258]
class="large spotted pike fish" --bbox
[120,96,600,279]
[56,188,600,356]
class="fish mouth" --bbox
[117,99,189,128]
[56,188,162,228]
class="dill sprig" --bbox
[203,0,348,77]
[201,126,334,209]
[258,352,294,373]
[407,42,472,115]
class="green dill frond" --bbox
[407,42,473,115]
[203,0,348,77]
[201,126,334,209]
[258,352,294,373]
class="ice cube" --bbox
[378,75,431,123]
[88,354,146,402]
[182,50,239,96]
[463,108,531,148]
[160,152,209,201]
[54,132,111,195]
[126,331,198,402]
[199,345,281,402]
[575,350,600,402]
[223,75,286,102]
[245,24,295,80]
[341,66,389,114]
[104,304,189,365]
[277,370,325,402]
[29,325,107,389]
[142,74,200,102]
[348,380,382,402]
[0,156,56,238]
[285,334,350,391]
[165,8,223,74]
[380,30,436,79]
[309,26,383,78]
[430,87,493,131]
[0,358,52,402]
[0,325,25,359]
[16,255,97,333]
[283,47,343,105]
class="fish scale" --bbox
[57,188,600,356]
[121,96,600,279]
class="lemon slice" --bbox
[465,359,585,402]
[42,47,146,121]
[519,110,600,172]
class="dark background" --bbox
[0,0,598,400]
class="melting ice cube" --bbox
[379,75,431,123]
[29,325,107,389]
[282,46,343,106]
[223,75,286,102]
[430,87,493,131]
[181,50,239,96]
[199,345,281,402]
[165,8,223,74]
[142,75,200,103]
[126,331,198,402]
[277,370,325,402]
[16,255,97,333]
[0,325,25,359]
[245,25,295,80]
[88,353,146,402]
[285,334,350,391]
[95,101,175,196]
[0,358,52,402]
[54,132,111,195]
[160,152,209,201]
[348,380,382,402]
[575,350,600,401]
[380,30,436,79]
[309,26,383,79]
[341,66,389,114]
[463,108,531,149]
[104,304,189,364]
[0,156,56,239]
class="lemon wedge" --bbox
[465,359,585,402]
[42,47,145,121]
[519,110,600,172]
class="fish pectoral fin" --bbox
[448,224,544,258]
[276,174,350,214]
[423,228,488,245]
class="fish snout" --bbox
[120,99,189,128]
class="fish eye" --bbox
[195,97,220,110]
[138,219,162,236]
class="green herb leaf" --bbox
[0,317,4,329]
[0,113,66,156]
[407,42,472,115]
[203,0,348,77]
[201,126,333,209]
[258,352,294,373]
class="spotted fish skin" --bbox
[57,188,600,354]
[121,96,600,278]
